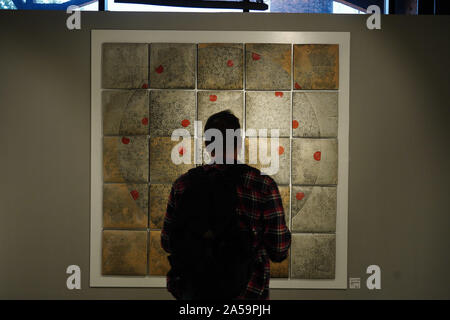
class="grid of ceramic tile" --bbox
[100,42,339,280]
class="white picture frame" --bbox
[91,30,350,289]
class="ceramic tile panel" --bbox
[291,138,338,185]
[291,233,336,279]
[197,91,243,131]
[102,43,148,89]
[292,92,338,138]
[245,43,291,90]
[245,137,290,185]
[103,183,148,228]
[102,230,147,275]
[149,184,172,229]
[102,90,149,136]
[149,230,170,276]
[149,43,196,89]
[103,136,149,183]
[149,90,195,137]
[149,137,195,184]
[198,43,243,90]
[245,91,291,137]
[291,186,336,232]
[293,44,339,90]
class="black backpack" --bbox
[167,164,254,300]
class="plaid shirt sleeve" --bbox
[262,178,291,263]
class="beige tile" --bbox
[149,43,196,89]
[246,43,291,90]
[278,185,290,224]
[102,230,147,275]
[102,43,148,89]
[149,230,170,276]
[293,92,338,138]
[149,137,195,184]
[103,183,148,228]
[197,91,243,130]
[291,186,336,232]
[198,43,243,90]
[245,91,291,138]
[291,138,338,185]
[293,44,339,90]
[102,90,149,136]
[149,90,195,137]
[103,136,149,183]
[270,252,289,278]
[245,137,290,185]
[149,184,172,229]
[291,233,336,279]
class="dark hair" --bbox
[204,110,241,149]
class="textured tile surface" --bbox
[291,233,336,279]
[102,230,147,275]
[246,91,291,137]
[149,230,170,276]
[246,44,291,90]
[102,43,148,89]
[149,137,195,184]
[102,90,149,136]
[270,252,289,278]
[198,43,243,90]
[103,183,148,228]
[292,138,338,185]
[291,186,336,232]
[149,90,195,137]
[197,91,243,130]
[149,184,172,229]
[103,136,149,183]
[278,185,290,224]
[245,137,290,185]
[149,43,196,89]
[293,92,338,137]
[293,44,339,90]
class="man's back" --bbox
[161,163,291,300]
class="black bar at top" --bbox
[114,0,268,11]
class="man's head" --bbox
[204,110,241,163]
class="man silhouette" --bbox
[161,110,291,300]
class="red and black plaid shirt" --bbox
[161,164,291,300]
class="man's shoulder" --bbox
[172,164,278,193]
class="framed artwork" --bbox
[91,30,350,289]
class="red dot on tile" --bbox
[209,95,217,102]
[155,65,164,74]
[314,151,322,161]
[252,52,261,61]
[181,119,190,127]
[292,120,299,129]
[178,146,185,156]
[296,192,305,201]
[227,59,234,67]
[130,190,139,200]
[295,82,302,90]
[121,137,130,144]
[141,117,148,125]
[278,146,284,155]
[141,83,148,89]
[275,91,283,97]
